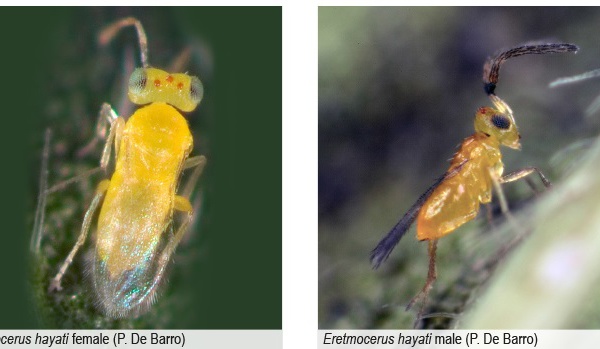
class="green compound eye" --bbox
[128,68,148,96]
[189,76,204,105]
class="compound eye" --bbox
[128,68,148,95]
[491,114,511,129]
[189,76,204,105]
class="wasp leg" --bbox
[48,179,110,292]
[181,155,207,198]
[499,167,552,189]
[148,156,207,291]
[77,98,122,156]
[490,170,511,218]
[31,129,52,254]
[46,103,123,195]
[45,167,105,196]
[407,239,438,326]
[44,105,122,292]
[490,166,551,218]
[98,103,125,170]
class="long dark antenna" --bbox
[483,43,579,96]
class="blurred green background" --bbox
[1,7,281,329]
[319,7,600,329]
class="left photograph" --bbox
[4,7,282,329]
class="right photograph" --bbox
[319,7,600,329]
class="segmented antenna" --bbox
[99,17,150,68]
[483,43,579,96]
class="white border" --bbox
[283,2,318,348]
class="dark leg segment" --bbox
[407,239,438,325]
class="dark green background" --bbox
[1,7,281,328]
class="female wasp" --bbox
[38,17,207,318]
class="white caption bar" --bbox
[0,330,281,349]
[318,330,600,349]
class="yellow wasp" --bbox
[39,17,207,318]
[371,43,578,319]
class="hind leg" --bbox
[45,106,124,292]
[31,129,52,254]
[406,239,438,325]
[48,180,110,292]
[149,156,207,290]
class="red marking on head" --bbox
[154,79,161,87]
[177,82,184,90]
[166,75,174,83]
